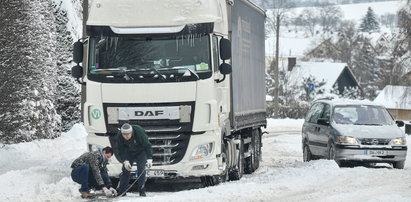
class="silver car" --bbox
[302,99,408,168]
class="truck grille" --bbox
[359,138,390,145]
[148,133,190,165]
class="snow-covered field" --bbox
[1,119,410,202]
[265,0,404,57]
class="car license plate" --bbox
[364,150,388,156]
[148,170,165,177]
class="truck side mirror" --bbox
[71,65,83,79]
[220,38,231,60]
[219,63,232,75]
[216,63,232,83]
[73,41,83,64]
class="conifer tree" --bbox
[359,7,380,32]
[0,0,60,143]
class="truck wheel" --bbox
[393,161,405,169]
[244,130,257,174]
[303,143,312,162]
[254,129,261,169]
[229,139,244,181]
[201,143,229,187]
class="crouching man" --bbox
[71,146,117,198]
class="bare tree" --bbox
[299,8,319,36]
[267,0,294,118]
[317,4,343,33]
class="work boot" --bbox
[139,190,146,197]
[80,192,95,199]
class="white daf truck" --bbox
[72,0,266,186]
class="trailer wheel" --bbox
[245,129,257,174]
[229,139,244,181]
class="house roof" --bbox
[373,85,411,110]
[287,62,350,91]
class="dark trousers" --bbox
[71,164,110,192]
[118,151,147,194]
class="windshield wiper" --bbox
[147,67,166,80]
[170,66,200,80]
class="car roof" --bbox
[313,98,385,108]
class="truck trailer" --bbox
[71,0,266,186]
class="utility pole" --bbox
[273,14,280,118]
[82,0,88,37]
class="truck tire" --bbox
[201,143,229,187]
[254,129,261,170]
[245,129,258,174]
[229,139,244,181]
[393,161,405,169]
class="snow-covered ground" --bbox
[265,0,404,57]
[1,119,410,202]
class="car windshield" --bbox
[333,105,394,125]
[87,33,212,83]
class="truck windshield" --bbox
[333,105,395,125]
[88,33,212,83]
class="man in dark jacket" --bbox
[71,146,117,198]
[116,123,153,197]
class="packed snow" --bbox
[1,119,410,202]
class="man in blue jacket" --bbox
[116,123,153,197]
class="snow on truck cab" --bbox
[71,0,266,187]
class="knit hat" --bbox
[121,123,133,134]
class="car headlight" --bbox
[390,137,406,145]
[336,136,358,145]
[190,142,214,160]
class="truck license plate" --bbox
[364,150,388,156]
[148,170,165,177]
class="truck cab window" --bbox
[87,33,213,83]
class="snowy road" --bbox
[0,120,410,202]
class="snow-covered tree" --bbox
[359,7,380,32]
[0,0,61,143]
[53,0,81,131]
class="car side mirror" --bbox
[396,120,405,127]
[317,118,330,126]
[404,124,411,135]
[220,38,231,60]
[73,41,84,64]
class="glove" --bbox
[109,187,117,197]
[146,159,153,168]
[102,187,113,197]
[123,160,132,171]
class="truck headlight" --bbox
[336,136,358,145]
[390,137,406,145]
[190,142,214,160]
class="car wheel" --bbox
[303,144,312,162]
[393,161,405,169]
[328,143,341,166]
